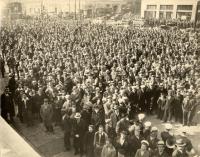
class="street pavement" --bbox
[1,71,200,157]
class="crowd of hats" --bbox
[1,18,200,155]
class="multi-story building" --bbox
[83,0,127,18]
[141,0,200,21]
[2,0,85,17]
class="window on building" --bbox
[176,12,192,20]
[160,5,173,10]
[144,11,156,18]
[166,12,172,19]
[159,11,164,19]
[147,5,157,10]
[177,5,193,11]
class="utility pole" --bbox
[68,0,70,14]
[195,1,200,30]
[79,0,81,20]
[75,0,77,20]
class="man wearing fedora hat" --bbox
[91,104,105,131]
[147,127,159,155]
[0,55,5,78]
[129,124,144,157]
[115,130,130,157]
[172,138,188,157]
[177,128,196,156]
[84,125,95,157]
[153,140,168,157]
[94,125,108,157]
[72,112,86,156]
[110,104,120,129]
[182,92,196,126]
[62,112,72,151]
[40,98,54,133]
[135,140,150,157]
[116,112,130,135]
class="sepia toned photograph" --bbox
[0,0,200,157]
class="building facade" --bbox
[83,0,127,18]
[141,0,199,21]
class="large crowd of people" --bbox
[144,18,200,29]
[1,18,200,157]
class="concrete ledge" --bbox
[0,117,42,157]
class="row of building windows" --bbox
[144,10,192,20]
[146,5,193,11]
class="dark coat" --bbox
[84,131,95,148]
[91,109,105,130]
[115,138,130,157]
[135,149,150,157]
[153,150,169,157]
[160,131,171,143]
[172,149,189,157]
[63,114,72,133]
[8,77,16,93]
[1,93,15,116]
[110,112,120,129]
[147,136,159,151]
[94,131,108,147]
[129,134,144,156]
[72,118,87,138]
[84,131,95,157]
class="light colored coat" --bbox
[135,149,150,157]
[101,144,116,157]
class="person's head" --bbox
[88,125,94,132]
[141,140,149,151]
[72,105,76,113]
[98,125,104,133]
[151,126,158,138]
[165,123,172,131]
[157,140,165,153]
[105,138,112,146]
[8,73,13,79]
[120,131,128,139]
[5,87,9,94]
[94,105,99,112]
[44,98,48,104]
[138,113,145,122]
[176,138,186,152]
[22,92,27,99]
[144,121,151,130]
[105,119,112,126]
[74,112,81,120]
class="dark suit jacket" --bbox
[115,138,130,157]
[129,134,144,156]
[160,131,172,143]
[84,131,95,148]
[1,93,15,116]
[63,114,72,133]
[110,112,120,129]
[153,150,169,157]
[72,118,86,138]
